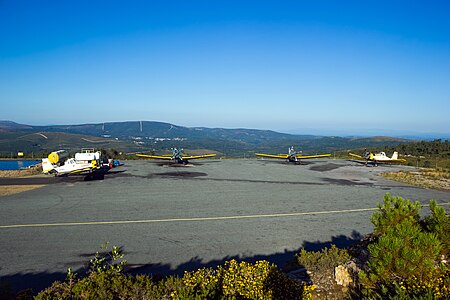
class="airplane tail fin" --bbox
[42,158,55,174]
[392,152,399,160]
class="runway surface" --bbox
[1,159,449,293]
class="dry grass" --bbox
[0,164,45,196]
[381,168,450,191]
[0,185,46,196]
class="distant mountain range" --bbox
[0,120,417,156]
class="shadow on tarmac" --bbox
[309,163,345,172]
[0,231,363,296]
[0,170,127,185]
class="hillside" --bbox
[21,121,317,143]
[0,120,415,156]
[0,131,137,156]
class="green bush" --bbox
[424,200,450,256]
[296,244,350,275]
[360,281,437,300]
[360,196,448,299]
[36,242,157,299]
[35,243,174,300]
[89,242,127,274]
[360,270,450,300]
[371,194,421,236]
[366,218,441,283]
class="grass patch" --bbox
[381,168,450,191]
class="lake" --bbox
[0,160,40,170]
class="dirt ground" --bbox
[0,165,45,196]
[0,185,46,196]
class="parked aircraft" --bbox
[136,148,216,164]
[349,150,406,166]
[256,146,331,163]
[42,149,111,179]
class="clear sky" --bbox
[1,1,449,135]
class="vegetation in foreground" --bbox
[32,245,315,300]
[357,195,449,299]
[2,194,449,299]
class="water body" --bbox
[0,160,40,170]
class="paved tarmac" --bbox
[1,158,450,293]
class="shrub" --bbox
[182,267,222,299]
[183,259,314,300]
[221,260,274,299]
[371,194,421,236]
[264,265,316,300]
[36,271,177,300]
[36,243,315,300]
[360,270,450,300]
[360,196,448,299]
[296,244,350,275]
[365,218,441,284]
[35,243,166,300]
[89,242,127,274]
[424,200,450,256]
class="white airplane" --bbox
[349,150,406,166]
[136,147,216,164]
[256,146,331,164]
[42,149,110,178]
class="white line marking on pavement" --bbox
[0,203,447,229]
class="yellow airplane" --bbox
[349,150,406,166]
[136,148,216,164]
[256,146,331,163]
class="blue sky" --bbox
[1,1,449,135]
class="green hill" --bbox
[0,120,415,157]
[0,131,136,156]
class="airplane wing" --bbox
[180,154,217,160]
[255,153,289,159]
[297,154,332,159]
[136,154,173,160]
[349,153,363,159]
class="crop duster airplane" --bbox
[42,149,111,178]
[349,150,406,166]
[136,148,216,164]
[256,146,331,163]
